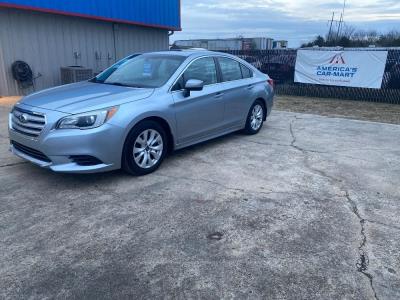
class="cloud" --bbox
[173,0,400,47]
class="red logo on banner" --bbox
[330,54,346,64]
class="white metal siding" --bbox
[0,8,169,96]
[0,47,8,95]
[114,23,169,60]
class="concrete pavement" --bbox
[1,105,399,299]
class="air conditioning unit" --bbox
[61,66,93,84]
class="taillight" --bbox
[267,79,274,89]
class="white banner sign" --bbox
[295,50,388,89]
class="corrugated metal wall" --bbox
[0,8,169,96]
[114,23,169,59]
[0,47,8,95]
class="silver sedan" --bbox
[9,51,274,175]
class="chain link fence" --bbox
[224,49,400,104]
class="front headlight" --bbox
[9,107,14,130]
[56,107,118,129]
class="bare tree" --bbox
[302,27,400,48]
[341,24,356,39]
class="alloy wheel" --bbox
[133,129,164,169]
[250,104,263,131]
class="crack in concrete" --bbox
[346,191,380,300]
[289,116,303,153]
[0,161,28,168]
[289,115,379,300]
[158,173,248,194]
[154,173,303,205]
[244,139,292,149]
[246,136,391,170]
[246,138,327,154]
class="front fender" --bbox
[108,96,177,159]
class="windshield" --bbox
[93,54,186,88]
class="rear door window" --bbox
[218,57,243,82]
[241,64,253,78]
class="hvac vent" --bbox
[61,66,93,84]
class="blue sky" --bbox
[172,0,400,47]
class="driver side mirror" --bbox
[183,79,204,97]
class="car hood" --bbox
[20,81,154,114]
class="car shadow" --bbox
[10,128,259,187]
[35,131,241,179]
[169,130,243,158]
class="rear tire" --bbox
[244,100,265,135]
[122,120,167,176]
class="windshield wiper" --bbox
[104,82,145,88]
[89,78,104,83]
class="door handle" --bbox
[247,84,254,90]
[214,92,224,98]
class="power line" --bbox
[328,12,335,41]
[337,0,346,37]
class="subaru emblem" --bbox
[19,113,29,123]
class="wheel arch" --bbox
[255,97,268,121]
[123,116,175,156]
[141,116,175,153]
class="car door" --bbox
[217,57,253,127]
[171,57,225,145]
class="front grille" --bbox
[11,141,51,163]
[11,107,46,138]
[69,155,103,166]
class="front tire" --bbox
[122,121,167,176]
[244,100,265,135]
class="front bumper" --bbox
[8,105,125,173]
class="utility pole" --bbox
[327,12,335,42]
[336,13,343,40]
[337,0,346,38]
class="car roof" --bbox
[125,51,258,74]
[147,50,237,59]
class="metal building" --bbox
[172,37,275,51]
[273,40,289,49]
[0,0,181,96]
